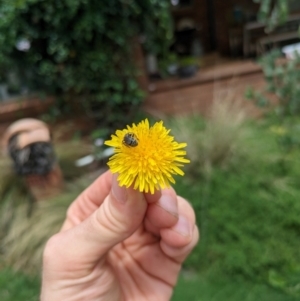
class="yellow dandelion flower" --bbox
[104,119,190,194]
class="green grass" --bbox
[2,109,300,300]
[170,113,300,299]
[172,273,298,301]
[0,267,298,301]
[173,160,300,296]
[0,268,40,301]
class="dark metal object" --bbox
[8,135,56,176]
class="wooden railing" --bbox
[243,13,300,57]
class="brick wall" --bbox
[143,60,268,117]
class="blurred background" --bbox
[1,0,300,300]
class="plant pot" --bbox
[2,118,64,200]
[178,65,198,78]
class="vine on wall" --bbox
[0,0,173,128]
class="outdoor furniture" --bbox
[243,13,300,57]
[256,31,300,55]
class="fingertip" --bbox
[144,189,162,203]
[144,186,177,204]
[172,215,192,237]
[160,226,199,262]
[145,190,179,230]
[160,230,193,249]
[111,173,128,203]
[163,187,177,200]
[146,202,178,230]
[158,194,197,249]
[160,214,194,248]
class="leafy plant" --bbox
[247,0,300,149]
[247,0,300,118]
[254,0,289,32]
[246,50,300,118]
[0,0,173,128]
[0,268,40,301]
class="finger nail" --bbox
[112,175,127,203]
[158,195,178,217]
[173,215,192,237]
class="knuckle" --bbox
[94,201,130,237]
[43,233,64,264]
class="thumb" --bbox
[91,173,147,253]
[47,174,147,266]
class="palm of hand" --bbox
[41,171,198,301]
[106,227,180,301]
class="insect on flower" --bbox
[123,132,139,147]
[105,119,190,193]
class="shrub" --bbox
[246,0,300,150]
[0,0,173,128]
[246,50,300,118]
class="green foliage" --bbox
[1,266,298,301]
[3,113,300,299]
[247,50,300,118]
[175,161,300,296]
[247,0,300,118]
[0,0,173,128]
[247,0,300,148]
[179,56,199,67]
[254,0,289,32]
[0,268,40,301]
[173,113,300,297]
[172,273,299,301]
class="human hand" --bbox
[41,170,199,301]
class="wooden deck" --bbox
[143,59,267,117]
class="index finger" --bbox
[61,170,112,230]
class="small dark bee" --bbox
[123,132,139,147]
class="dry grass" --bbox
[1,181,84,274]
[0,139,101,274]
[169,92,252,176]
[0,173,102,274]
